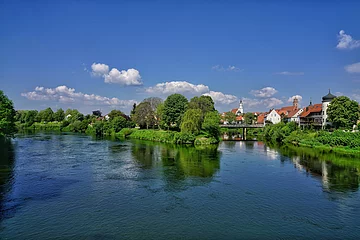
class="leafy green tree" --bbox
[244,112,255,125]
[156,102,165,129]
[181,109,202,135]
[24,110,38,126]
[133,102,155,129]
[224,111,236,123]
[36,107,54,122]
[163,94,188,129]
[0,90,16,137]
[130,103,137,119]
[54,108,65,122]
[327,96,360,129]
[108,109,126,120]
[202,111,221,138]
[111,116,127,132]
[142,97,163,111]
[64,109,83,122]
[188,96,215,120]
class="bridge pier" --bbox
[243,127,247,141]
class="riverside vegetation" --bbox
[1,90,220,145]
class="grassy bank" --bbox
[116,128,218,145]
[261,122,360,156]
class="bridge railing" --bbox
[219,124,264,128]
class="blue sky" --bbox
[1,0,360,114]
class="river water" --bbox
[1,133,360,239]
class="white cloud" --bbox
[336,30,360,50]
[212,65,242,72]
[91,62,142,86]
[202,91,238,105]
[275,71,304,76]
[287,95,303,103]
[145,81,209,94]
[91,63,109,76]
[21,85,136,108]
[262,98,284,108]
[345,62,360,73]
[250,87,278,98]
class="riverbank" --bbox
[116,128,219,145]
[261,122,360,156]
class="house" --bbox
[266,109,281,124]
[284,108,304,123]
[222,100,244,124]
[299,103,322,128]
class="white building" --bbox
[321,90,336,129]
[266,109,281,124]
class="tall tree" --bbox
[162,94,188,129]
[24,110,38,126]
[202,111,221,138]
[54,108,65,122]
[181,109,202,135]
[327,96,360,129]
[142,97,163,111]
[133,102,155,129]
[188,95,215,120]
[0,90,16,137]
[107,109,129,120]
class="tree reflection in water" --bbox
[131,141,221,191]
[272,144,360,193]
[0,138,15,220]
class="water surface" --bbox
[1,133,360,239]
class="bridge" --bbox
[219,124,264,140]
[219,124,264,128]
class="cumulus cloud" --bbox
[345,62,360,73]
[287,95,303,103]
[336,30,360,50]
[91,62,142,86]
[202,91,238,105]
[212,65,243,72]
[275,71,304,76]
[145,81,209,94]
[21,85,136,108]
[250,87,278,98]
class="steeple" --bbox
[293,97,299,109]
[309,97,312,106]
[238,99,244,115]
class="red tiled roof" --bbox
[231,108,238,114]
[287,109,300,118]
[236,116,243,121]
[257,114,265,124]
[300,104,322,117]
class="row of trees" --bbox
[131,94,221,138]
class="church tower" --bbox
[321,89,336,129]
[293,97,299,109]
[236,100,244,116]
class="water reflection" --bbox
[131,141,221,190]
[273,145,360,192]
[0,138,15,220]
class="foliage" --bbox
[107,109,128,120]
[224,111,236,123]
[180,109,202,135]
[116,128,137,138]
[111,116,128,133]
[142,97,163,111]
[202,111,221,138]
[162,93,188,129]
[128,129,196,144]
[36,107,54,122]
[327,96,360,129]
[53,108,65,122]
[133,101,155,129]
[244,112,255,125]
[156,102,165,129]
[188,95,215,121]
[0,90,16,137]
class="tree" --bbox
[133,102,155,129]
[244,112,255,125]
[224,111,236,123]
[130,103,137,119]
[162,94,188,129]
[36,107,54,122]
[156,102,165,129]
[142,97,163,111]
[0,90,16,137]
[64,109,83,122]
[107,109,129,120]
[327,96,360,129]
[181,109,202,135]
[111,116,127,132]
[202,111,221,138]
[24,110,38,126]
[188,96,215,120]
[54,108,65,122]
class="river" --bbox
[1,133,360,239]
